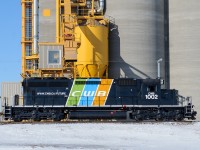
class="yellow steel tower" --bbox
[21,0,109,79]
[21,0,35,78]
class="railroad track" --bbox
[0,120,197,125]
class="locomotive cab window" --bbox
[48,50,61,65]
[147,86,157,92]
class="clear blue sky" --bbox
[0,1,21,83]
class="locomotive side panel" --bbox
[22,78,179,107]
[23,78,72,105]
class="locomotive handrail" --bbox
[23,95,142,107]
[178,95,186,106]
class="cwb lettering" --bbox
[72,91,107,97]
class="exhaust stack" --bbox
[157,58,163,79]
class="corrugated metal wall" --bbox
[39,0,56,42]
[169,0,200,120]
[105,0,166,84]
[1,82,22,107]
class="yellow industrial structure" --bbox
[21,0,109,79]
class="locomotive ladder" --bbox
[4,106,12,120]
[3,98,12,120]
[184,97,193,117]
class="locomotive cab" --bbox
[141,79,161,105]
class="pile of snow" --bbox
[0,122,200,150]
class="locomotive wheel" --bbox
[176,113,184,121]
[32,114,41,121]
[155,118,163,121]
[13,119,22,122]
[155,114,163,121]
[32,115,41,121]
[54,114,64,121]
[13,116,22,122]
[33,117,41,122]
[52,113,61,121]
[135,115,143,121]
[53,117,61,121]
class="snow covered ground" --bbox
[0,122,200,150]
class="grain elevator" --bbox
[21,0,109,79]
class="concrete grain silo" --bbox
[106,0,168,87]
[169,0,200,120]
